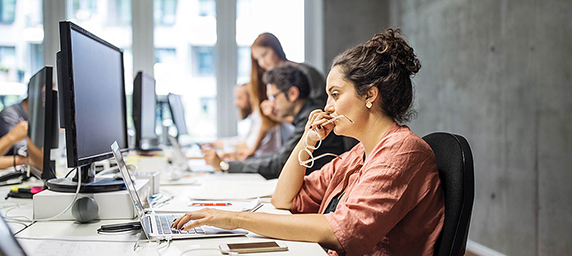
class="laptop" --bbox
[111,141,247,240]
[167,136,215,173]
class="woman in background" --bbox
[245,32,326,158]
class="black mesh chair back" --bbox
[423,132,474,256]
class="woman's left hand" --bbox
[172,208,240,231]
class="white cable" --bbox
[95,167,119,177]
[34,167,81,222]
[16,236,148,243]
[179,248,220,256]
[157,239,172,256]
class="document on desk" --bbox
[189,179,279,200]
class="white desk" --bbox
[1,165,327,256]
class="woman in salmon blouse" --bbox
[173,28,445,256]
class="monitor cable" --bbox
[34,166,80,222]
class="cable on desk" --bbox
[180,248,222,256]
[156,238,172,256]
[1,201,35,233]
[16,236,150,243]
[35,167,80,222]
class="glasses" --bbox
[298,115,354,168]
[267,89,287,101]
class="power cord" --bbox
[179,248,221,256]
[34,166,80,222]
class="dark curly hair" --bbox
[331,28,421,123]
[262,64,310,100]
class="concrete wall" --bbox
[323,0,390,72]
[387,0,572,255]
[323,0,572,255]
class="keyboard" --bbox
[155,214,205,235]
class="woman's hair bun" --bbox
[365,28,421,76]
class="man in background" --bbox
[202,64,345,179]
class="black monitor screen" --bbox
[27,67,57,180]
[62,22,128,164]
[168,93,188,136]
[135,72,156,139]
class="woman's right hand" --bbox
[7,121,28,142]
[305,110,335,145]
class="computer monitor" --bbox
[167,93,188,136]
[47,21,127,193]
[26,66,58,182]
[133,71,158,150]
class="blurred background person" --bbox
[0,94,28,156]
[0,121,28,169]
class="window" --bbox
[0,0,16,24]
[0,0,42,111]
[154,0,177,26]
[66,0,133,92]
[198,0,215,17]
[235,0,305,84]
[108,0,131,26]
[190,46,214,77]
[68,0,97,22]
[154,0,217,141]
[155,48,176,64]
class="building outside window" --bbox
[235,0,304,84]
[0,0,42,111]
[154,0,217,141]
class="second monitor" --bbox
[133,71,160,151]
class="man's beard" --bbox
[239,105,253,120]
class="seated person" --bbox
[0,96,28,155]
[173,29,444,255]
[0,121,28,169]
[215,83,293,161]
[252,32,327,124]
[202,64,345,179]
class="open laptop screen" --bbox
[111,141,146,220]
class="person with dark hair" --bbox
[174,29,444,256]
[202,64,344,178]
[0,96,28,155]
[247,33,328,159]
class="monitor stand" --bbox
[46,163,125,193]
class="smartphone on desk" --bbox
[219,241,288,254]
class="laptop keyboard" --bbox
[156,214,205,235]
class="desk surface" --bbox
[0,164,327,256]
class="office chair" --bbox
[422,132,474,256]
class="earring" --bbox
[366,101,372,109]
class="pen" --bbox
[190,203,232,206]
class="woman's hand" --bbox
[7,121,28,142]
[305,110,335,144]
[172,209,240,231]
